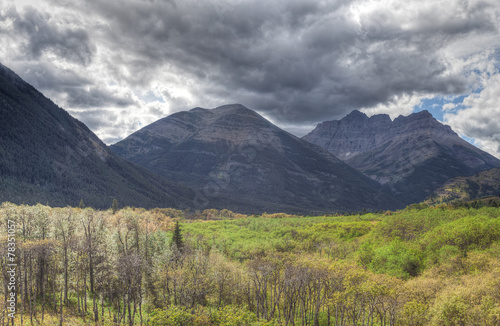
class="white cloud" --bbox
[442,103,456,111]
[361,93,424,119]
[444,73,500,158]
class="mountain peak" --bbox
[394,109,434,124]
[111,105,398,213]
[303,109,500,205]
[343,110,369,121]
[214,103,249,111]
[188,104,264,122]
[369,113,392,124]
[416,109,432,117]
[190,107,208,113]
[212,104,263,118]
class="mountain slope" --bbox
[303,110,500,205]
[111,104,399,214]
[426,167,500,204]
[0,63,193,209]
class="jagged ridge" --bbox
[303,110,500,205]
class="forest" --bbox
[1,200,500,325]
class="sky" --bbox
[1,0,500,157]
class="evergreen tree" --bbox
[172,221,184,251]
[111,198,118,214]
[79,199,85,209]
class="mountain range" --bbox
[2,62,500,213]
[0,63,193,209]
[110,104,398,214]
[303,110,500,205]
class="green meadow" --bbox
[1,202,500,325]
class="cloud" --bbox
[6,61,135,113]
[64,86,135,109]
[6,61,90,91]
[5,5,95,65]
[442,103,456,112]
[444,73,500,158]
[361,93,424,119]
[1,0,500,145]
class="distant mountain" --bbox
[426,167,500,205]
[111,104,399,214]
[303,110,500,205]
[0,63,194,209]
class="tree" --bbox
[172,221,184,252]
[54,208,76,306]
[112,198,119,214]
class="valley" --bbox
[2,62,500,325]
[1,202,499,325]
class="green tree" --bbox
[111,198,118,214]
[172,221,184,252]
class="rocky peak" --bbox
[303,109,459,160]
[395,109,431,121]
[303,110,394,159]
[303,109,500,205]
[190,107,208,113]
[212,103,256,114]
[392,110,457,137]
[369,113,391,124]
[111,105,399,213]
[393,110,434,126]
[344,109,369,121]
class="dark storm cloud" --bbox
[8,61,90,91]
[8,61,134,110]
[70,0,498,124]
[9,6,95,65]
[2,0,500,143]
[64,87,135,108]
[69,109,120,132]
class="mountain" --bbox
[303,110,500,205]
[426,167,500,205]
[0,63,194,209]
[111,104,399,214]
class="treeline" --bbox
[451,198,500,208]
[1,203,500,325]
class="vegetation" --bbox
[1,203,500,325]
[426,167,500,205]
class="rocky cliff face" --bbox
[111,104,400,214]
[303,110,500,205]
[0,63,194,209]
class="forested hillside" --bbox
[427,167,500,205]
[1,202,500,325]
[0,63,194,209]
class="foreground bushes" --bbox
[1,203,500,325]
[149,305,270,326]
